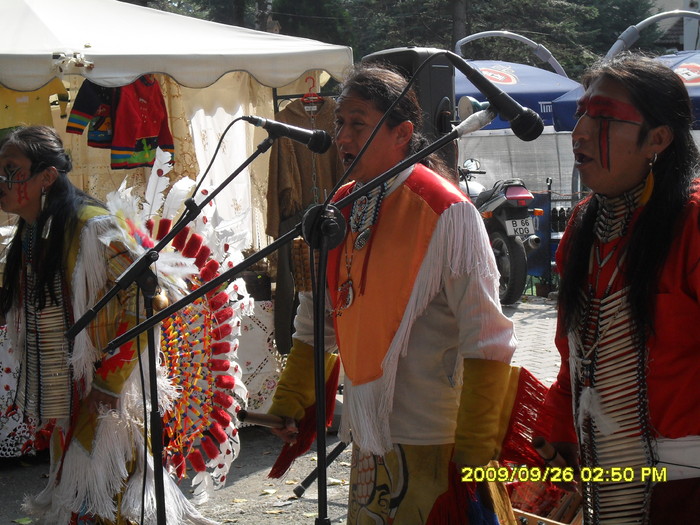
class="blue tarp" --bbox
[552,50,700,131]
[455,60,581,130]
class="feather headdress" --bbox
[105,165,250,501]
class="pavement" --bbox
[0,295,561,524]
[503,294,560,387]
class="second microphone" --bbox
[243,115,333,154]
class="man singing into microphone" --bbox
[266,63,519,524]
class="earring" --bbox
[649,153,658,169]
[41,186,52,239]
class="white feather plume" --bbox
[162,177,196,221]
[143,148,173,220]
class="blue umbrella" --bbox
[552,50,700,131]
[654,50,700,129]
[551,86,583,132]
[455,60,581,130]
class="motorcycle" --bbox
[458,159,540,304]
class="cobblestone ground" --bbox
[0,296,560,525]
[503,294,560,387]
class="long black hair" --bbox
[559,52,700,334]
[337,63,453,180]
[0,126,102,313]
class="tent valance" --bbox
[0,0,353,91]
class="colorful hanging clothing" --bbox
[66,79,116,148]
[110,75,174,169]
[543,177,700,523]
[66,76,174,170]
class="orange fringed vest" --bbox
[327,164,466,386]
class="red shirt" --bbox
[544,186,700,442]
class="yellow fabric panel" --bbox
[0,78,68,129]
[453,359,519,466]
[268,338,338,421]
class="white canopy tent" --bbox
[0,0,353,250]
[0,0,352,91]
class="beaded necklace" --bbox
[574,178,655,523]
[334,175,398,315]
[22,223,37,274]
[349,179,389,250]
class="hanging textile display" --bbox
[266,94,344,354]
[0,78,69,138]
[65,79,116,148]
[237,300,281,415]
[67,75,175,169]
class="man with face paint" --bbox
[0,126,216,524]
[540,53,700,523]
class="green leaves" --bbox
[121,0,666,81]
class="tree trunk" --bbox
[232,0,246,26]
[452,0,468,53]
[255,0,272,31]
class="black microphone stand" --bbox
[65,132,279,525]
[301,203,345,525]
[103,110,496,523]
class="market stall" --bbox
[0,0,353,248]
[0,0,353,484]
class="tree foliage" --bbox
[271,0,353,47]
[453,0,663,79]
[120,0,252,26]
[339,0,456,60]
[120,0,671,81]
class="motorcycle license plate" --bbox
[505,217,533,237]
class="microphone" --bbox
[446,52,544,141]
[452,108,498,138]
[242,115,333,153]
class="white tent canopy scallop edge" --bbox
[0,0,354,91]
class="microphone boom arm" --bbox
[105,109,498,351]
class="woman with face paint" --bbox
[266,64,520,524]
[0,126,215,524]
[540,53,700,523]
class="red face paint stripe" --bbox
[16,184,29,205]
[579,95,643,124]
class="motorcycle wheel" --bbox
[490,230,528,305]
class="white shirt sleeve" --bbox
[292,290,339,351]
[442,201,517,364]
[444,269,517,364]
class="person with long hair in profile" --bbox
[540,53,700,523]
[0,125,215,524]
[266,63,519,524]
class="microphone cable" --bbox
[189,116,247,199]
